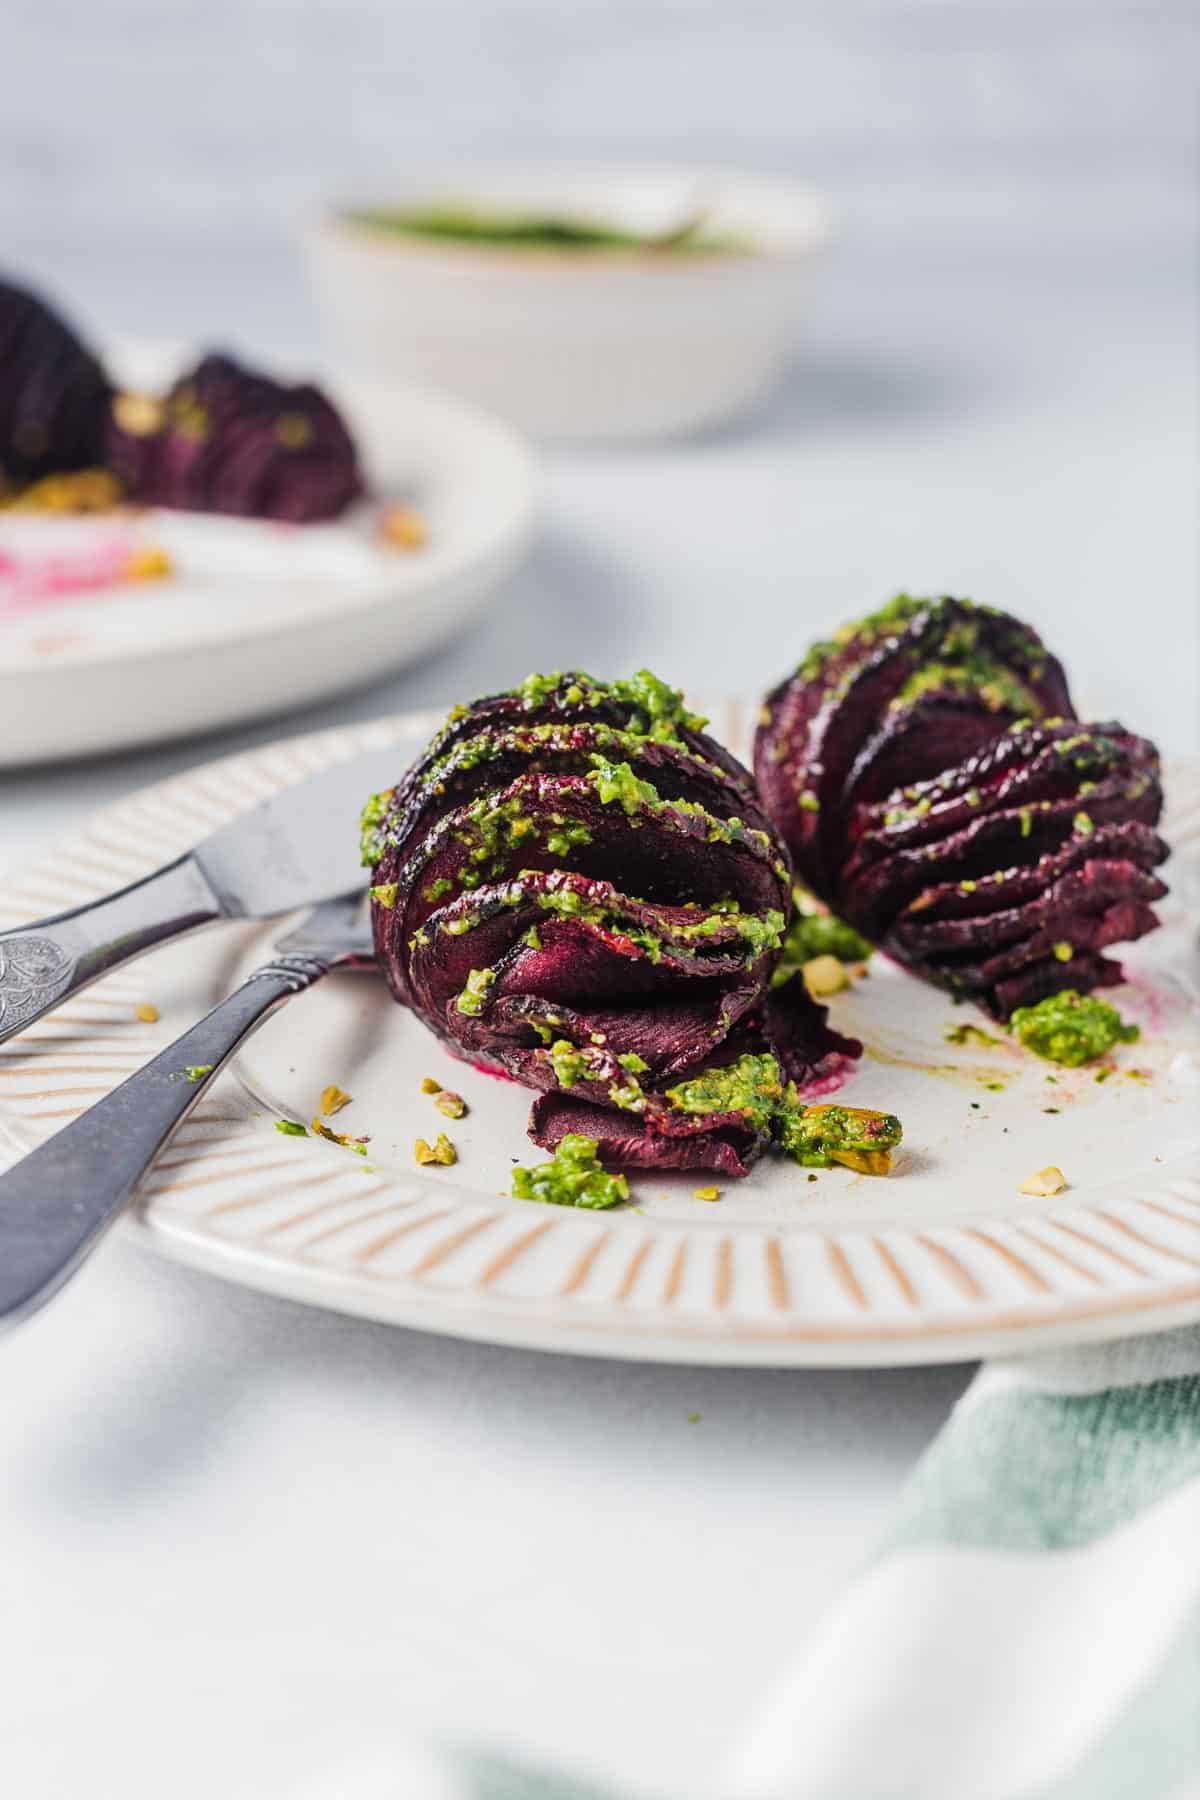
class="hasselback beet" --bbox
[106,352,364,522]
[365,671,864,1174]
[755,596,1168,1018]
[0,278,111,489]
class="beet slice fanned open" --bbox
[755,597,1168,1018]
[364,670,856,1171]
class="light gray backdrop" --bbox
[4,1,1194,329]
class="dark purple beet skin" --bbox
[0,277,111,487]
[364,671,858,1171]
[754,597,1168,1018]
[106,352,364,522]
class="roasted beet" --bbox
[0,278,111,489]
[366,671,860,1172]
[755,597,1168,1018]
[106,352,364,522]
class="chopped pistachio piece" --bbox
[801,953,849,999]
[415,1133,457,1167]
[1019,1165,1068,1197]
[311,1118,368,1154]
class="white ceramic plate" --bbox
[0,705,1197,1366]
[0,370,535,766]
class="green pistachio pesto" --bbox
[549,1038,587,1089]
[360,789,395,868]
[511,1134,630,1210]
[518,882,782,969]
[543,1038,648,1111]
[771,905,872,986]
[666,1052,786,1133]
[1009,990,1140,1068]
[795,594,930,682]
[776,1102,903,1171]
[347,207,741,257]
[944,1022,1003,1049]
[605,669,708,737]
[455,967,497,1016]
[792,596,1054,730]
[665,1052,902,1174]
[509,668,706,741]
[890,657,1038,718]
[587,757,659,815]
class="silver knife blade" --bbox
[193,740,415,918]
[0,729,429,1046]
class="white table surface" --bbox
[1,256,1195,1799]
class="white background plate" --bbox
[0,363,536,766]
[0,704,1197,1365]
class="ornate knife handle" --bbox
[0,951,331,1325]
[0,853,224,1045]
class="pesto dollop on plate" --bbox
[1009,990,1140,1068]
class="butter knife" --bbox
[0,743,402,1045]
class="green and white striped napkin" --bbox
[381,1326,1200,1800]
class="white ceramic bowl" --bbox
[304,167,833,443]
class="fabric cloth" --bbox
[329,1327,1200,1800]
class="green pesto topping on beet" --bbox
[511,1134,630,1209]
[795,593,930,682]
[889,656,1039,718]
[510,668,707,740]
[665,1052,902,1174]
[1009,990,1140,1067]
[541,1037,648,1112]
[360,789,395,868]
[509,883,783,969]
[793,594,1045,706]
[455,966,497,1016]
[587,757,659,814]
[549,1038,587,1089]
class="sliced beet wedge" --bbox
[365,671,809,1171]
[755,597,1167,1016]
[0,278,111,486]
[755,596,1072,896]
[106,352,364,522]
